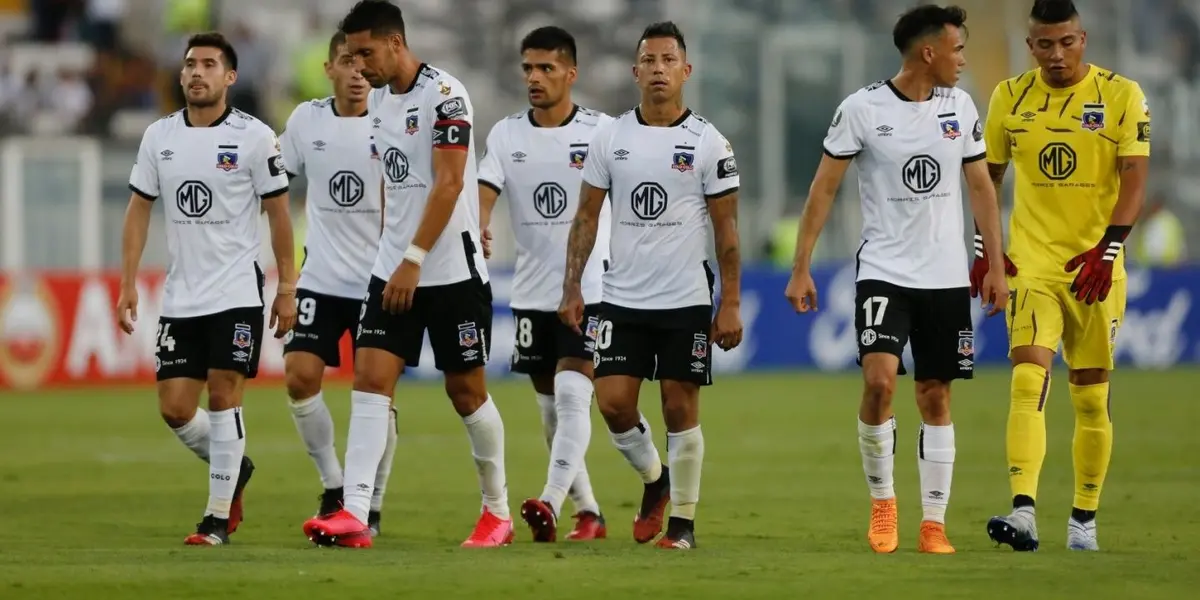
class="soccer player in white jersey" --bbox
[561,22,743,551]
[302,0,511,549]
[477,26,612,543]
[115,32,297,546]
[783,5,1007,554]
[279,31,396,536]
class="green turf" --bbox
[1,369,1198,599]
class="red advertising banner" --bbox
[0,270,354,390]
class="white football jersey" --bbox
[129,107,289,318]
[478,106,613,310]
[824,80,986,289]
[582,108,739,310]
[280,97,382,300]
[368,64,487,287]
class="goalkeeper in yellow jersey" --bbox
[975,0,1149,552]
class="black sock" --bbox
[1013,494,1036,509]
[1071,508,1096,523]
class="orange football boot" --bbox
[303,509,373,548]
[868,498,899,553]
[633,467,670,544]
[917,520,956,554]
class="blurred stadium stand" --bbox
[1,0,1199,271]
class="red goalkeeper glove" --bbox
[1065,225,1131,305]
[969,232,1017,298]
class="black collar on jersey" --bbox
[884,79,935,102]
[635,106,692,127]
[390,63,428,95]
[527,104,579,128]
[330,102,368,118]
[183,105,233,127]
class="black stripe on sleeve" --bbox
[129,184,157,201]
[964,152,987,164]
[261,186,289,200]
[823,146,858,160]
[705,186,739,201]
[479,179,502,195]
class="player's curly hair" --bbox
[892,5,968,53]
[1030,0,1079,23]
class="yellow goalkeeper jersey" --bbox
[985,65,1150,283]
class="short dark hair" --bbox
[185,32,238,70]
[340,0,406,38]
[636,21,686,55]
[1030,0,1079,23]
[892,5,968,53]
[520,26,577,65]
[328,31,347,61]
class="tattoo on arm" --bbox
[708,192,741,299]
[987,162,1008,185]
[564,185,603,288]
[1118,157,1137,172]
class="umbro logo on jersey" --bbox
[876,125,893,136]
[160,149,174,160]
[1020,111,1037,121]
[372,117,382,128]
[614,149,630,160]
[312,140,326,151]
[511,151,527,162]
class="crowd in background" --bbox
[0,0,1197,266]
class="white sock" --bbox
[567,467,601,517]
[918,422,956,524]
[342,391,391,524]
[536,392,556,449]
[463,396,509,519]
[206,407,246,519]
[541,370,594,516]
[371,407,398,512]
[667,426,705,521]
[858,417,897,500]
[289,392,343,490]
[172,409,211,462]
[610,415,663,484]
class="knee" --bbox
[159,401,196,429]
[659,382,699,431]
[444,370,487,418]
[862,368,895,404]
[285,370,322,401]
[596,390,639,432]
[915,380,952,424]
[352,365,395,397]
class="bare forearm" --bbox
[970,188,1005,270]
[411,181,461,251]
[479,187,498,230]
[563,209,598,290]
[1111,157,1147,226]
[792,192,835,271]
[120,202,151,287]
[267,201,296,286]
[715,223,741,303]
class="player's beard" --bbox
[187,88,224,109]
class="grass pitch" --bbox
[1,369,1198,599]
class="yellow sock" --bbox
[1070,382,1113,511]
[1008,363,1050,502]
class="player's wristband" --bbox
[1100,225,1131,262]
[403,244,428,266]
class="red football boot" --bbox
[303,509,373,548]
[633,466,670,543]
[461,507,515,548]
[226,455,255,534]
[520,498,558,542]
[566,511,607,541]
